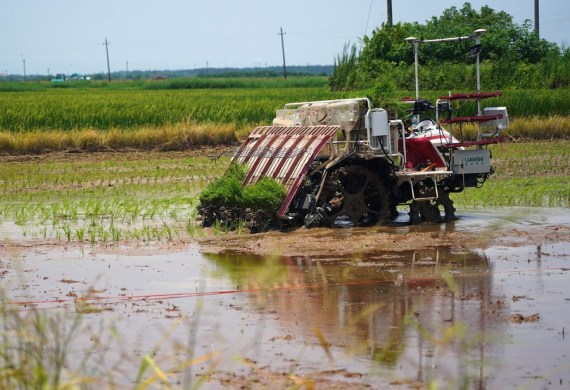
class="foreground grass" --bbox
[0,287,224,389]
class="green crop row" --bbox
[1,87,569,133]
[0,76,330,92]
[418,89,570,118]
[0,88,336,132]
[0,152,231,243]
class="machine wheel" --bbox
[409,200,441,224]
[408,191,457,225]
[320,165,390,227]
[420,202,442,223]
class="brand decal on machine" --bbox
[464,156,486,164]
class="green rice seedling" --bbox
[129,228,141,240]
[163,223,173,241]
[242,177,287,211]
[75,227,85,241]
[108,223,121,242]
[235,219,247,235]
[141,226,152,242]
[185,219,201,238]
[88,228,97,245]
[198,163,247,208]
[99,226,110,243]
[212,220,224,236]
[62,225,72,241]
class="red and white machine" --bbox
[230,29,508,227]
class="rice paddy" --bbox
[0,139,567,245]
[0,151,231,243]
[0,81,568,238]
[0,79,568,389]
[0,90,568,388]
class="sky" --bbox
[2,0,569,76]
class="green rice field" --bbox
[0,81,568,156]
[0,87,335,132]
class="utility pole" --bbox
[278,27,287,79]
[387,0,393,27]
[22,56,26,81]
[126,61,129,79]
[103,38,111,81]
[534,0,540,37]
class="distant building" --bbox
[51,73,66,82]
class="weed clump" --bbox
[198,163,286,232]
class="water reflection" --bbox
[205,248,508,388]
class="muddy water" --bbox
[1,208,569,388]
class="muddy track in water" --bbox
[197,220,570,258]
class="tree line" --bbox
[2,65,333,83]
[329,2,570,92]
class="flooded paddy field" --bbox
[1,208,569,389]
[0,149,568,388]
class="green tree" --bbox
[332,2,566,91]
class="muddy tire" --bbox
[408,191,457,225]
[420,202,442,223]
[319,165,390,227]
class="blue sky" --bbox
[2,0,569,76]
